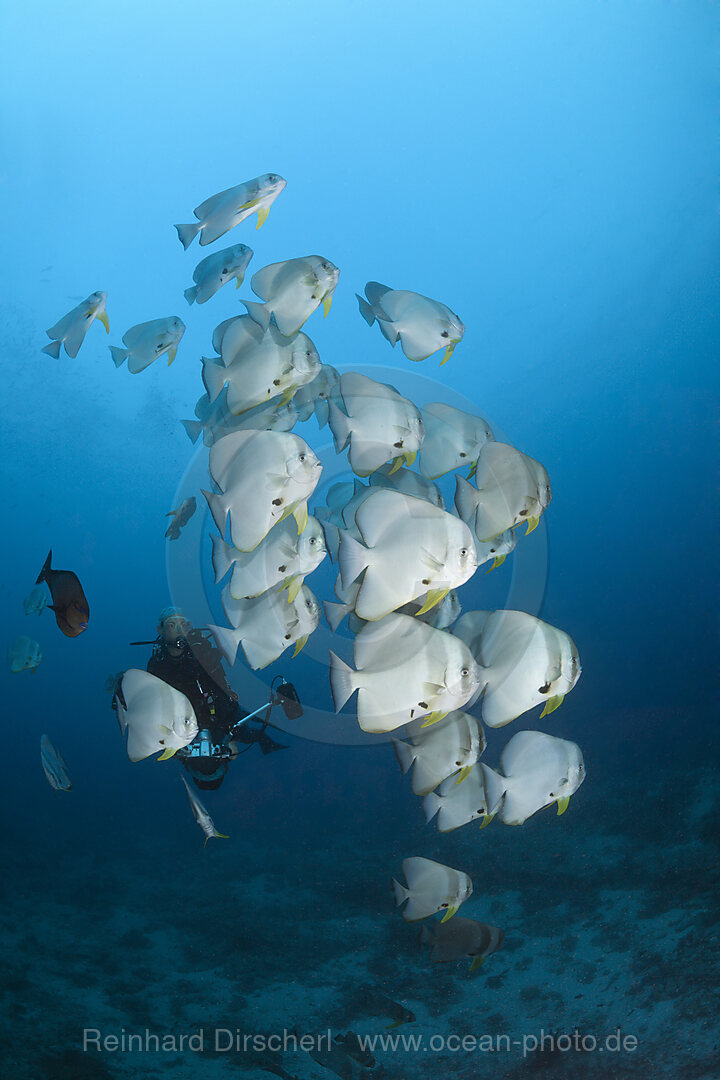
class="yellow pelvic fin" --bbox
[293,501,308,533]
[415,587,449,616]
[157,747,178,761]
[420,710,448,728]
[235,277,242,289]
[279,386,295,407]
[455,765,474,785]
[97,311,110,333]
[540,693,565,718]
[478,813,494,830]
[485,554,506,574]
[526,515,540,534]
[292,634,308,657]
[556,795,570,816]
[322,293,333,317]
[388,455,404,475]
[166,345,178,366]
[404,450,417,467]
[440,342,456,366]
[256,205,270,229]
[440,904,459,924]
[469,956,486,972]
[286,575,302,603]
[467,460,477,479]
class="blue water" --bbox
[1,2,718,1077]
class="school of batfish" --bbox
[22,170,585,962]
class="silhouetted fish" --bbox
[420,916,504,971]
[36,550,89,637]
[165,496,196,540]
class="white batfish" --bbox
[474,529,518,572]
[455,442,551,540]
[40,734,72,791]
[202,317,320,414]
[174,172,286,248]
[399,589,462,629]
[369,461,445,508]
[328,372,424,477]
[181,776,228,846]
[392,710,484,796]
[329,613,481,733]
[210,583,321,669]
[110,316,185,374]
[7,635,42,673]
[42,291,109,358]
[204,429,322,552]
[184,244,253,305]
[212,515,326,600]
[423,763,507,832]
[420,403,494,479]
[357,282,465,364]
[499,730,586,824]
[338,489,478,621]
[455,609,581,727]
[392,857,473,922]
[327,585,462,635]
[115,669,198,762]
[292,364,340,427]
[243,255,340,337]
[182,389,299,446]
[24,586,49,616]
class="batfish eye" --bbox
[460,547,468,557]
[459,451,467,458]
[441,330,449,338]
[299,453,306,461]
[268,174,277,182]
[461,667,470,677]
[309,537,316,544]
[221,267,229,274]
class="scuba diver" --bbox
[145,607,291,791]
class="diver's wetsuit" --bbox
[147,631,284,790]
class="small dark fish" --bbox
[351,986,415,1030]
[420,916,504,971]
[334,1032,375,1069]
[310,1035,375,1079]
[165,496,197,540]
[36,550,89,637]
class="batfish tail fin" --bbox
[323,600,350,633]
[392,737,416,776]
[210,534,236,583]
[36,550,52,585]
[391,877,409,907]
[41,340,61,359]
[328,650,356,711]
[202,489,228,536]
[109,346,129,368]
[181,419,203,444]
[174,222,202,249]
[356,293,376,326]
[338,530,370,590]
[184,286,199,306]
[241,299,271,332]
[422,791,442,823]
[207,623,242,665]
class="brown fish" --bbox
[420,917,504,971]
[36,550,89,637]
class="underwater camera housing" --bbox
[272,679,303,721]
